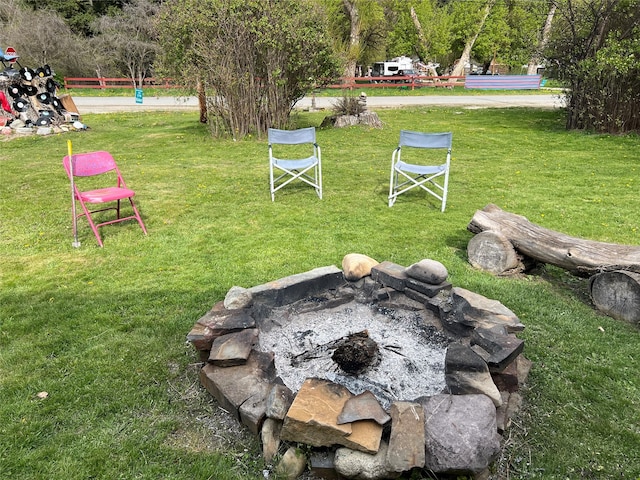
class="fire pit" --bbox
[187,257,530,479]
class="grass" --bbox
[1,107,639,480]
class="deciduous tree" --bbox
[156,0,340,138]
[548,0,640,133]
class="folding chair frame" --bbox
[268,127,322,201]
[63,151,147,247]
[388,130,452,212]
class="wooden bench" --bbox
[465,75,541,90]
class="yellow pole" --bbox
[67,140,81,247]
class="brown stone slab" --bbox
[208,328,259,366]
[199,350,275,422]
[189,306,256,351]
[281,378,383,454]
[387,402,425,472]
[337,390,391,426]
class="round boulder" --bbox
[405,259,448,285]
[342,253,379,281]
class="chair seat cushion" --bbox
[79,187,135,203]
[273,156,317,170]
[396,161,446,176]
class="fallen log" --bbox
[467,204,640,277]
[467,204,640,325]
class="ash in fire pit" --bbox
[258,300,451,409]
[331,331,380,374]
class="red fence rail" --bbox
[63,77,179,89]
[328,75,465,90]
[63,74,542,91]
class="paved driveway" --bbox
[72,93,566,114]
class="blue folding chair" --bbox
[388,130,452,211]
[268,127,322,201]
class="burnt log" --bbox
[467,204,640,277]
[589,271,640,324]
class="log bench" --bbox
[466,204,640,325]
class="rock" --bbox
[337,390,391,426]
[334,442,399,480]
[405,277,452,298]
[280,378,383,453]
[371,261,407,291]
[261,417,282,462]
[386,402,425,473]
[248,266,345,308]
[266,383,295,420]
[445,343,502,407]
[470,327,525,371]
[419,394,501,475]
[224,285,253,309]
[199,350,275,434]
[36,127,53,135]
[405,259,448,285]
[342,253,380,281]
[321,111,383,129]
[187,305,256,351]
[443,287,524,335]
[309,450,341,479]
[276,446,307,480]
[208,328,258,366]
[490,354,530,393]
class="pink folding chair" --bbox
[63,150,147,247]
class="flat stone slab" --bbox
[387,402,425,472]
[208,328,259,366]
[371,261,407,291]
[337,390,391,426]
[188,306,255,351]
[471,327,524,371]
[248,266,345,308]
[281,378,383,454]
[444,287,524,335]
[405,277,452,298]
[199,350,275,433]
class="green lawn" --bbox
[1,107,638,479]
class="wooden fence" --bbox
[63,74,543,91]
[63,77,179,89]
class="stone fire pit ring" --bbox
[186,255,530,479]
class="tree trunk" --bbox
[451,0,495,78]
[343,0,360,79]
[197,79,207,124]
[467,204,640,276]
[410,6,427,60]
[527,3,556,75]
[590,271,640,324]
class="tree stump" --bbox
[320,111,382,129]
[589,271,640,325]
